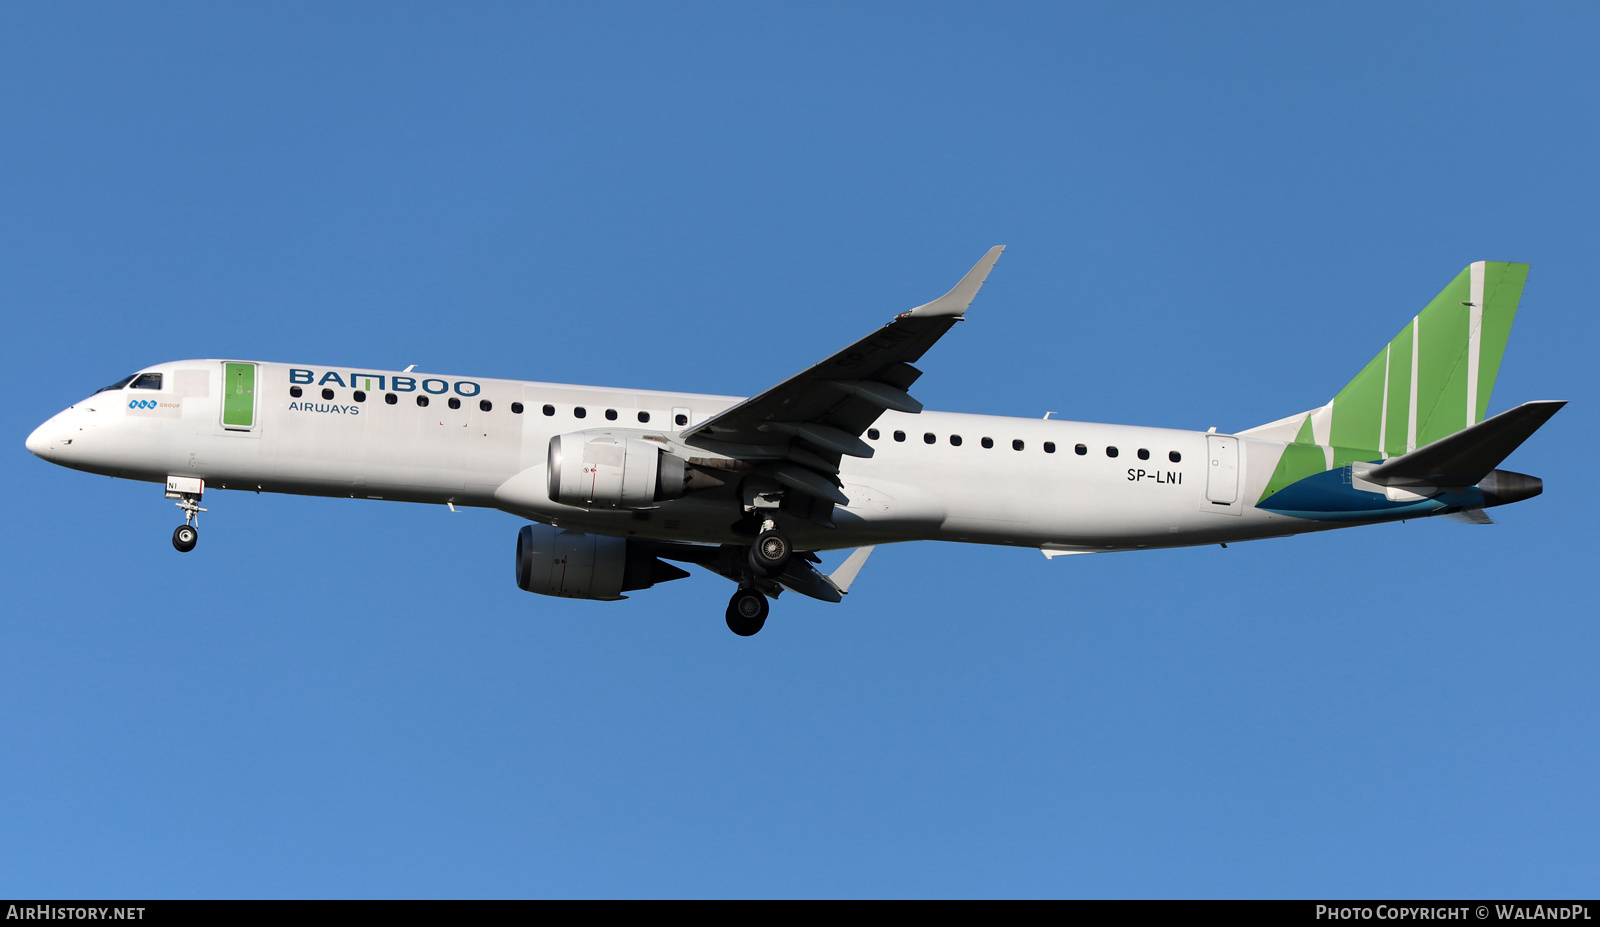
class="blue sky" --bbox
[3,3,1596,898]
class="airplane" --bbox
[25,249,1564,636]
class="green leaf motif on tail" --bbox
[1256,262,1528,505]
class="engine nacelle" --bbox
[547,433,691,508]
[515,524,689,600]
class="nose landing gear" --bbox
[165,476,206,553]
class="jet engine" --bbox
[514,524,689,600]
[547,434,692,508]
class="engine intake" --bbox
[547,434,691,508]
[515,524,690,600]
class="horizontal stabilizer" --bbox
[1365,400,1565,487]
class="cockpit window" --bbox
[95,374,137,394]
[130,373,163,390]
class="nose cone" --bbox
[26,420,53,458]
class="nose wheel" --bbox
[166,477,206,553]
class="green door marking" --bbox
[223,362,255,428]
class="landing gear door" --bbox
[221,362,258,433]
[1204,433,1241,512]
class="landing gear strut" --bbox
[166,476,205,553]
[725,586,769,636]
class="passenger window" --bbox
[417,395,429,407]
[675,413,688,426]
[574,407,586,418]
[1075,444,1087,455]
[480,399,492,412]
[512,402,524,414]
[950,435,962,446]
[447,397,461,410]
[637,411,650,423]
[322,388,335,400]
[542,404,555,416]
[981,437,994,449]
[1043,442,1055,453]
[1137,448,1149,460]
[290,386,302,398]
[354,391,366,403]
[1169,450,1181,463]
[1012,439,1024,451]
[385,393,397,405]
[867,429,880,440]
[605,409,618,420]
[1106,446,1118,457]
[924,433,936,444]
[131,373,163,390]
[893,431,906,442]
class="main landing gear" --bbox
[725,521,791,636]
[748,525,792,576]
[166,476,206,553]
[725,586,769,637]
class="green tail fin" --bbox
[1255,262,1528,500]
[1329,261,1527,457]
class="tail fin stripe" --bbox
[1383,320,1414,458]
[1475,263,1526,422]
[1467,260,1485,431]
[1408,312,1420,453]
[1377,343,1390,457]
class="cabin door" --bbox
[1205,434,1239,505]
[221,362,257,432]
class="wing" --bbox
[680,247,1004,514]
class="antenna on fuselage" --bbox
[403,364,417,373]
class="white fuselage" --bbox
[27,359,1322,553]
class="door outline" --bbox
[1205,433,1240,508]
[221,362,258,432]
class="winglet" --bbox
[829,546,875,594]
[901,246,1005,318]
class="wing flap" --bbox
[828,546,875,593]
